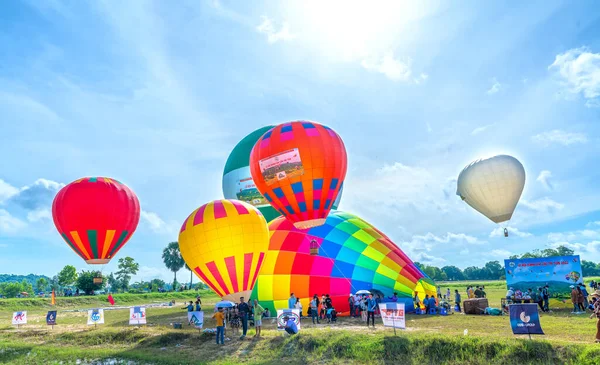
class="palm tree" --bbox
[186,263,193,290]
[162,242,185,289]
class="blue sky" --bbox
[1,0,600,282]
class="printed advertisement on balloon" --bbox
[129,306,147,325]
[504,255,583,297]
[46,311,57,326]
[509,304,544,335]
[378,303,406,329]
[188,311,204,329]
[259,148,304,185]
[276,309,301,331]
[222,167,270,208]
[12,311,27,325]
[87,309,105,325]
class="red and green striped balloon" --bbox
[52,177,141,264]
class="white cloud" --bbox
[361,53,413,82]
[413,252,446,266]
[9,178,64,210]
[140,210,178,235]
[490,227,532,238]
[0,179,19,203]
[549,47,600,106]
[414,73,429,84]
[27,208,52,222]
[0,209,26,233]
[490,249,512,258]
[531,130,587,146]
[536,170,553,191]
[256,16,295,44]
[520,197,565,213]
[411,232,483,246]
[471,123,495,136]
[486,77,502,94]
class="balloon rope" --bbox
[315,240,359,295]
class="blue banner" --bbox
[504,255,582,297]
[46,311,57,326]
[509,304,544,335]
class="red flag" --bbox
[108,294,115,306]
[51,289,56,306]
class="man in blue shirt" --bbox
[238,297,251,339]
[283,315,298,335]
[288,293,296,309]
[366,293,377,327]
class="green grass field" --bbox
[1,283,599,364]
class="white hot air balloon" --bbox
[456,155,526,237]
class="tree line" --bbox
[416,245,600,281]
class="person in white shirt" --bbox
[506,287,514,299]
[295,298,303,317]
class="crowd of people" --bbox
[505,285,551,312]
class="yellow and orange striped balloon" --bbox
[178,199,269,302]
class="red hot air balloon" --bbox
[249,121,347,229]
[52,177,141,264]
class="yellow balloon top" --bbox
[179,199,269,301]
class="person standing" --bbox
[366,293,377,327]
[581,284,590,310]
[577,286,585,313]
[310,295,319,324]
[542,285,550,312]
[348,294,355,317]
[253,300,265,337]
[446,288,451,300]
[588,291,600,343]
[454,290,462,313]
[468,286,475,299]
[437,286,442,299]
[414,292,421,312]
[288,293,296,309]
[238,297,250,339]
[571,286,579,313]
[212,307,225,345]
[295,298,303,318]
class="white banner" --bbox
[12,311,27,325]
[87,309,105,325]
[379,303,405,329]
[187,311,204,329]
[276,309,301,331]
[129,306,147,325]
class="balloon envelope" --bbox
[456,155,525,224]
[223,126,344,223]
[52,177,141,264]
[179,199,269,302]
[250,211,436,315]
[249,121,347,229]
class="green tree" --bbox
[76,271,106,295]
[35,278,48,293]
[21,279,33,294]
[0,282,23,298]
[58,265,78,287]
[441,266,465,281]
[484,261,503,279]
[115,257,139,291]
[555,245,575,257]
[49,275,60,292]
[582,260,600,276]
[107,273,120,293]
[162,241,185,287]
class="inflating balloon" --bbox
[456,155,525,235]
[52,177,141,264]
[224,126,344,223]
[250,211,436,315]
[249,121,347,229]
[179,199,269,302]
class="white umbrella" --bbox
[215,300,235,308]
[355,290,371,295]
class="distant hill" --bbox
[0,274,52,286]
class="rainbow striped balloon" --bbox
[179,199,269,302]
[251,211,436,314]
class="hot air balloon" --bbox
[52,177,141,265]
[456,155,525,236]
[223,126,344,223]
[249,121,347,229]
[250,211,436,315]
[178,199,269,302]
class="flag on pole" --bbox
[51,290,56,306]
[107,294,115,306]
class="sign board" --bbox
[87,309,105,325]
[187,311,204,329]
[129,306,147,325]
[46,311,57,326]
[93,277,103,284]
[504,255,583,297]
[509,304,544,335]
[378,303,406,329]
[276,309,301,331]
[12,311,27,325]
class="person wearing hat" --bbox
[588,290,600,342]
[283,315,298,335]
